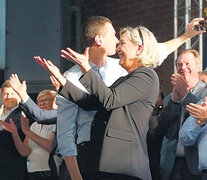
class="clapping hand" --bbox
[20,113,30,135]
[171,74,188,98]
[34,56,66,87]
[171,87,182,102]
[34,56,48,72]
[61,47,91,74]
[0,118,18,135]
[50,75,60,91]
[186,97,207,126]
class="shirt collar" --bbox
[89,58,108,72]
[1,105,19,121]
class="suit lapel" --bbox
[4,106,22,123]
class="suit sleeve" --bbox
[58,79,101,111]
[20,97,57,124]
[148,100,181,142]
[180,91,202,107]
[79,68,157,110]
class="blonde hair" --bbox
[176,49,201,65]
[1,80,11,92]
[37,90,56,103]
[120,26,160,68]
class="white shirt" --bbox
[27,122,56,172]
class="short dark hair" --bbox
[82,16,112,48]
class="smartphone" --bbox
[194,18,207,31]
[199,18,207,31]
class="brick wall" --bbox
[81,0,174,96]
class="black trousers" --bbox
[28,171,52,180]
[162,157,201,180]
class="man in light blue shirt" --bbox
[57,57,127,157]
[57,16,205,179]
[179,99,207,179]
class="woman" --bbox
[0,90,56,180]
[40,26,159,180]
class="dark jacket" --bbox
[59,66,159,180]
[160,81,207,177]
[0,107,28,180]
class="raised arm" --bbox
[10,74,57,124]
[10,74,29,102]
[163,18,205,56]
[35,47,91,86]
[50,75,60,91]
[34,53,100,111]
[34,56,67,87]
[59,48,158,109]
[20,98,57,124]
[21,114,55,152]
[59,67,158,110]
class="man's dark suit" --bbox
[159,81,207,179]
[59,66,159,180]
[0,107,28,180]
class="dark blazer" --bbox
[59,66,159,180]
[159,81,207,177]
[0,107,28,180]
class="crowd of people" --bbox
[0,15,206,180]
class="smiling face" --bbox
[37,94,55,110]
[177,52,200,86]
[116,32,140,72]
[1,87,20,111]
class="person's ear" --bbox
[197,64,201,72]
[94,35,102,46]
[136,45,143,56]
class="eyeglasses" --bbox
[37,98,53,104]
